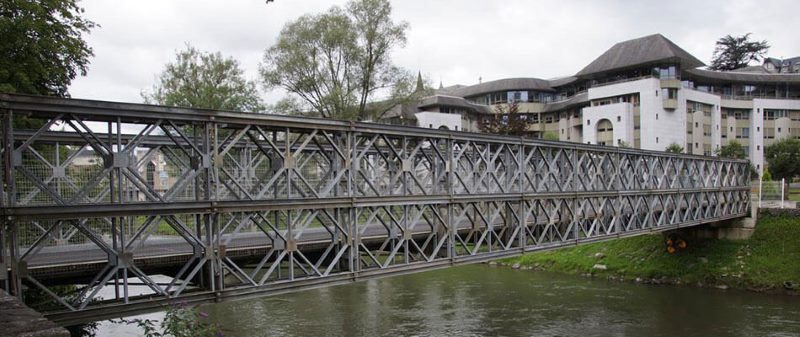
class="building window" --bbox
[656,137,659,143]
[587,120,591,126]
[778,127,782,133]
[596,119,614,146]
[617,116,621,122]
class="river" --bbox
[97,265,800,337]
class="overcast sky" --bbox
[68,0,798,106]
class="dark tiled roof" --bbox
[576,34,705,77]
[417,95,491,113]
[732,65,771,73]
[434,84,466,96]
[686,68,800,83]
[447,78,555,98]
[547,76,579,87]
[542,92,589,112]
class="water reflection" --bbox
[99,265,800,337]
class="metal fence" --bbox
[0,94,751,324]
[758,178,792,208]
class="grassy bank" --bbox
[499,213,800,292]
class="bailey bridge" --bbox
[0,94,751,325]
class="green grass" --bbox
[500,214,800,290]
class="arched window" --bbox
[596,119,614,146]
[146,162,156,189]
[438,125,450,131]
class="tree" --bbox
[0,0,96,96]
[143,45,262,112]
[479,101,528,136]
[542,132,559,141]
[717,140,759,179]
[665,143,684,153]
[764,138,800,181]
[267,96,308,116]
[260,0,409,121]
[716,141,747,159]
[709,33,769,71]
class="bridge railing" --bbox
[0,94,751,324]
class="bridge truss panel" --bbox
[0,94,751,324]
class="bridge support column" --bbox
[686,202,758,240]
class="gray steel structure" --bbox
[0,94,751,325]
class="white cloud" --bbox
[68,0,798,105]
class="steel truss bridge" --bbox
[0,94,751,325]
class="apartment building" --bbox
[383,34,800,175]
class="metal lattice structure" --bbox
[0,94,750,324]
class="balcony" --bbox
[663,99,678,110]
[660,79,681,89]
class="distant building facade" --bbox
[382,34,800,175]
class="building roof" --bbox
[547,76,579,87]
[686,68,800,84]
[447,78,555,98]
[576,34,705,77]
[542,92,589,112]
[434,84,466,96]
[417,95,491,113]
[732,65,771,74]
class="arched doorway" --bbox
[596,119,613,146]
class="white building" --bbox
[385,34,800,176]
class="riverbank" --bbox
[499,211,799,293]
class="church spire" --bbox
[415,71,424,93]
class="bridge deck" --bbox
[0,94,751,325]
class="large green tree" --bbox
[764,138,800,181]
[0,0,96,96]
[709,33,770,71]
[143,45,262,112]
[260,0,409,120]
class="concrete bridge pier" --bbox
[683,202,758,241]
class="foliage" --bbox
[143,45,262,112]
[260,0,409,121]
[478,101,528,136]
[0,0,96,96]
[716,140,747,159]
[268,96,309,116]
[709,33,770,71]
[716,140,759,179]
[542,132,559,141]
[764,138,800,181]
[115,303,224,337]
[665,143,684,153]
[761,168,772,182]
[501,213,800,290]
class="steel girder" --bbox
[0,94,751,324]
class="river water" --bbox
[98,265,800,337]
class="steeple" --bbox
[438,80,443,90]
[415,71,424,93]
